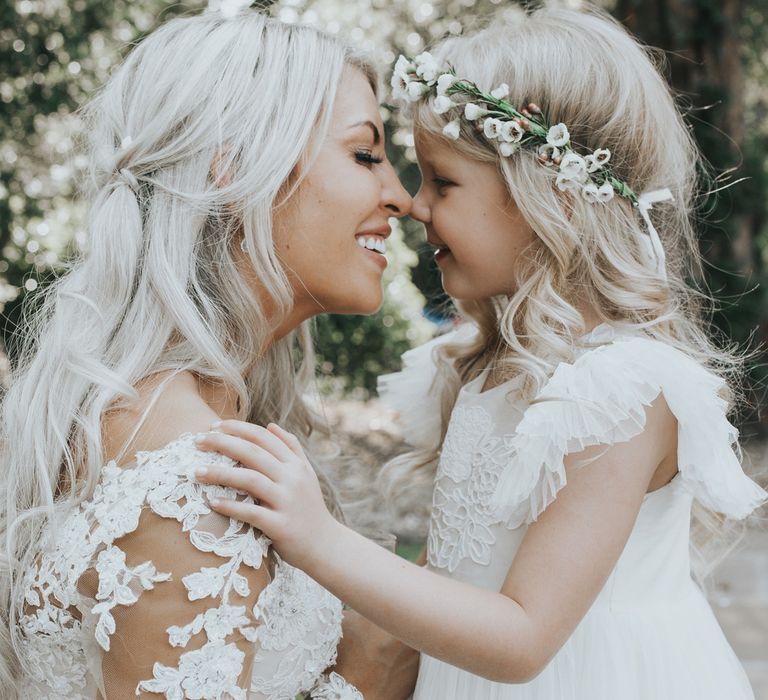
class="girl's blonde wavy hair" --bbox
[0,9,375,693]
[383,4,746,573]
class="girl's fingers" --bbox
[196,464,280,505]
[196,432,282,481]
[215,420,296,463]
[266,423,307,460]
[208,497,277,535]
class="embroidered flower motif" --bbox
[442,119,461,140]
[428,403,521,572]
[311,671,365,699]
[547,123,570,148]
[138,641,246,700]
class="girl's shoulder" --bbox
[490,323,767,527]
[378,323,479,451]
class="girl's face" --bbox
[411,131,536,301]
[269,66,411,322]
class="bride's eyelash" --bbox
[355,149,384,166]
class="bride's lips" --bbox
[355,225,391,270]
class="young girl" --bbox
[195,5,767,699]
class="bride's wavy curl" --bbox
[382,6,748,573]
[0,10,375,692]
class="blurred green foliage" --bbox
[2,0,767,414]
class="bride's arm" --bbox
[331,609,420,700]
[195,403,673,683]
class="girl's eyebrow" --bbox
[346,120,381,145]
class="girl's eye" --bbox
[355,150,384,167]
[433,177,454,192]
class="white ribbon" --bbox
[636,188,674,278]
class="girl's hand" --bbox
[193,420,338,568]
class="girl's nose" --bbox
[410,185,431,224]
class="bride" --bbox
[0,8,414,699]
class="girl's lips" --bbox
[435,247,451,265]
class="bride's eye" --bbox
[355,149,384,167]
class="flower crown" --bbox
[392,51,676,278]
[391,52,639,206]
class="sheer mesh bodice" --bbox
[16,433,362,700]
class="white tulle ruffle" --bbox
[490,336,767,527]
[377,323,478,451]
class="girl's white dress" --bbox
[380,323,766,700]
[16,433,361,700]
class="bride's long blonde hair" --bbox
[384,5,747,567]
[0,9,375,690]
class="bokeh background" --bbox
[2,0,767,695]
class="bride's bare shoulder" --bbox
[101,370,219,466]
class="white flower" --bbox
[593,148,611,166]
[436,72,458,96]
[584,155,599,173]
[442,119,461,140]
[581,183,599,203]
[483,118,503,140]
[490,83,509,100]
[414,52,439,84]
[547,123,570,148]
[538,143,560,160]
[556,172,581,192]
[464,103,487,120]
[406,80,430,101]
[499,142,519,157]
[432,95,455,114]
[596,182,615,202]
[500,120,525,143]
[391,55,413,99]
[559,152,588,182]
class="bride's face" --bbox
[269,66,411,318]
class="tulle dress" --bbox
[379,323,766,700]
[16,433,361,700]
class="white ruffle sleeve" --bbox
[490,336,767,528]
[377,323,478,451]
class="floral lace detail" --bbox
[250,561,346,700]
[310,671,365,699]
[427,403,519,572]
[17,433,272,699]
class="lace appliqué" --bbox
[249,561,345,700]
[18,433,269,700]
[427,404,517,572]
[310,671,365,699]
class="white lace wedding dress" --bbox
[16,433,361,700]
[380,323,766,700]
